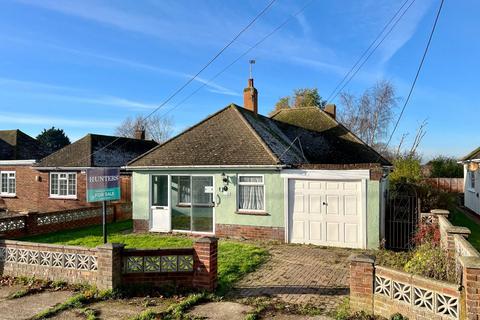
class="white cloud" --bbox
[0,76,157,110]
[0,111,118,127]
[377,0,434,63]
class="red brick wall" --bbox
[1,166,133,214]
[0,166,95,213]
[215,224,285,241]
[119,238,218,292]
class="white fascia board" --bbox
[280,169,370,180]
[0,160,36,166]
[124,165,285,171]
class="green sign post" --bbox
[86,168,121,243]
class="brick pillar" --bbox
[459,256,480,320]
[445,226,471,259]
[193,237,218,292]
[96,243,125,290]
[349,254,375,314]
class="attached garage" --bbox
[282,170,371,249]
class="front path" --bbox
[231,244,352,315]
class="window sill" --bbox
[235,210,269,216]
[49,196,78,200]
[0,194,16,198]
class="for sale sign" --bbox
[86,168,121,202]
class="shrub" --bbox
[390,156,422,184]
[390,313,408,320]
[412,223,440,247]
[404,243,456,282]
[416,183,457,212]
[428,156,463,178]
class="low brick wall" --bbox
[0,237,218,292]
[121,237,217,291]
[0,203,132,239]
[215,224,285,241]
[350,209,480,320]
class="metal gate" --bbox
[385,183,419,250]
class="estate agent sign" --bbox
[86,168,121,202]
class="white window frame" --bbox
[0,171,16,197]
[237,174,266,212]
[49,172,77,199]
[469,170,476,191]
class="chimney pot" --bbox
[243,78,258,114]
[324,104,336,119]
[135,127,146,140]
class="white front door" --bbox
[289,179,364,248]
[150,175,170,232]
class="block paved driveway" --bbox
[231,244,353,314]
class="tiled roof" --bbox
[271,107,391,166]
[0,129,48,160]
[37,134,158,167]
[129,104,391,167]
[461,147,480,161]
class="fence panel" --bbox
[422,178,464,193]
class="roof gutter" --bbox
[35,166,96,171]
[458,159,480,164]
[0,160,36,166]
[123,164,287,171]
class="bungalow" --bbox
[460,147,480,214]
[127,79,391,249]
[3,131,157,214]
[0,129,49,211]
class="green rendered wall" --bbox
[131,169,285,228]
[367,180,381,249]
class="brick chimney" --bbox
[324,104,336,119]
[134,127,146,140]
[243,78,258,114]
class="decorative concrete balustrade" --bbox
[0,203,131,239]
[350,209,480,320]
[0,237,218,292]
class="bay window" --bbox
[0,171,16,196]
[238,175,265,212]
[50,172,77,198]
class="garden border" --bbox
[350,209,480,320]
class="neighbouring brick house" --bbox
[0,129,49,212]
[2,131,157,214]
[127,78,392,249]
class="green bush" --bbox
[428,156,463,178]
[404,243,456,282]
[390,313,408,320]
[390,156,422,184]
[416,183,457,212]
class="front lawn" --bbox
[21,220,268,295]
[449,207,480,252]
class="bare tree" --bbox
[338,80,398,148]
[115,114,174,143]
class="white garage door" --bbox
[288,179,364,248]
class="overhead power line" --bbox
[67,0,278,167]
[325,0,417,103]
[381,0,445,154]
[157,0,316,119]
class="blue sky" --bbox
[0,0,478,160]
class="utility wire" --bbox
[65,0,277,167]
[325,0,417,103]
[381,0,445,154]
[324,0,411,103]
[156,0,315,119]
